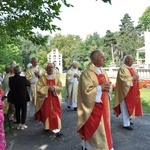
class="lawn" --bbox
[60,73,150,113]
[140,88,150,113]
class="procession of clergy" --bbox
[4,50,143,150]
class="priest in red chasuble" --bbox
[77,50,114,150]
[35,63,63,137]
[113,55,143,130]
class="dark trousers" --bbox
[15,103,27,124]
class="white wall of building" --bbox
[47,48,63,73]
[145,31,150,67]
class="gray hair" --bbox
[90,50,104,61]
[31,57,38,62]
[14,66,22,74]
[123,55,133,63]
[10,60,16,66]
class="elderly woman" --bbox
[9,66,30,130]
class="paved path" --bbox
[6,102,150,150]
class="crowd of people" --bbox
[0,50,143,150]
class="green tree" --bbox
[0,0,72,45]
[0,0,111,46]
[118,13,137,60]
[19,37,46,69]
[36,49,48,68]
[84,32,102,65]
[0,44,23,72]
[139,6,150,31]
[49,34,85,70]
[103,30,117,65]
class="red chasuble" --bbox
[77,74,113,150]
[124,68,143,116]
[35,79,61,130]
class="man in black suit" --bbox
[9,66,30,130]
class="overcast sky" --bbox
[41,0,150,39]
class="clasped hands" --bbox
[48,85,55,91]
[34,71,40,78]
[101,82,111,91]
[132,74,139,80]
[74,73,79,78]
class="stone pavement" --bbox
[6,102,150,150]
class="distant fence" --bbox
[104,67,150,84]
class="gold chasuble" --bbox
[35,75,62,130]
[26,66,46,106]
[77,64,113,150]
[113,64,143,117]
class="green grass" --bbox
[140,88,150,113]
[111,88,150,113]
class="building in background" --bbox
[47,48,63,73]
[136,31,150,68]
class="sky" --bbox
[40,0,150,39]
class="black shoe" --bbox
[67,106,70,109]
[130,121,133,125]
[74,107,77,111]
[130,119,133,125]
[44,129,49,132]
[81,147,87,150]
[54,132,63,138]
[123,126,133,130]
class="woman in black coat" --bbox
[9,66,30,130]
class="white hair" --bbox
[72,61,78,65]
[123,55,133,63]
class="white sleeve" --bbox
[95,85,102,103]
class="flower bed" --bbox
[139,80,150,89]
[112,80,150,90]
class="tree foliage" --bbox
[118,13,137,60]
[0,0,111,46]
[0,0,72,45]
[0,44,23,72]
[139,6,150,31]
[49,34,86,70]
[103,30,117,65]
[18,37,47,69]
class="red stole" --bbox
[125,68,143,116]
[35,79,61,130]
[77,74,113,149]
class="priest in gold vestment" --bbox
[77,50,114,150]
[66,61,80,111]
[35,63,63,137]
[26,57,45,117]
[113,55,143,130]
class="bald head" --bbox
[90,50,105,67]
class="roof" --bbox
[137,46,145,52]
